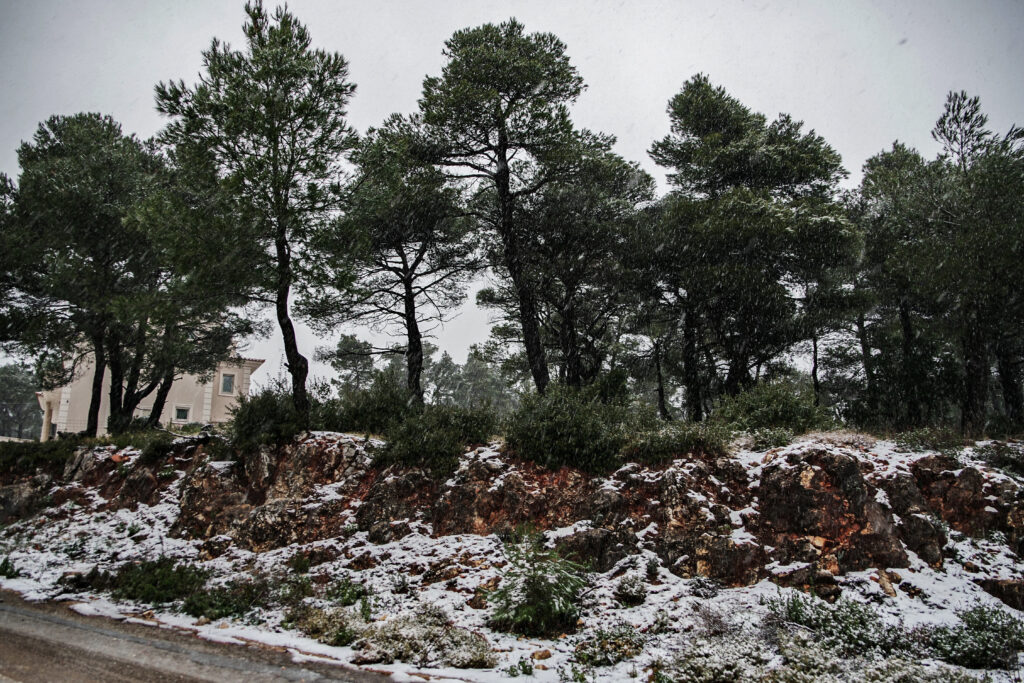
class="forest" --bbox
[2,2,1023,455]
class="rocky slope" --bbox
[1,430,1023,680]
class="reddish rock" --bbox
[758,449,908,571]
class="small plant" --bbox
[574,622,645,667]
[287,553,311,574]
[278,575,314,607]
[924,602,1024,670]
[327,575,370,606]
[111,557,209,605]
[391,573,411,595]
[750,426,794,450]
[613,575,647,607]
[116,463,131,478]
[355,604,496,668]
[126,523,142,537]
[0,555,20,578]
[488,530,588,637]
[504,657,534,677]
[157,465,177,480]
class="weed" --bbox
[182,577,274,620]
[620,421,732,465]
[287,553,311,574]
[923,602,1024,670]
[751,427,794,450]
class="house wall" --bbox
[36,356,263,440]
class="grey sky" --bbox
[2,0,1022,385]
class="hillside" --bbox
[1,431,1023,681]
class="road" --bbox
[0,591,388,683]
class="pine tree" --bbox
[156,1,358,426]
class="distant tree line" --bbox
[2,3,1021,438]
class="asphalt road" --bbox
[0,591,388,683]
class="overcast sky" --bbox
[2,0,1022,385]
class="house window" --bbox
[221,373,235,395]
[175,407,189,422]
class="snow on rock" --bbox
[1,431,1023,680]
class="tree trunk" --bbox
[682,304,703,422]
[495,134,549,394]
[402,278,425,404]
[961,318,989,437]
[146,369,176,428]
[560,301,582,389]
[811,331,821,406]
[85,335,106,437]
[996,338,1023,425]
[898,300,922,427]
[654,340,673,421]
[856,312,875,417]
[274,233,310,426]
[106,333,126,434]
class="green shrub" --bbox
[505,385,646,473]
[751,427,794,450]
[974,441,1024,477]
[111,557,209,605]
[764,592,905,658]
[229,386,304,451]
[0,438,82,476]
[574,622,645,666]
[894,427,964,455]
[288,604,366,647]
[357,604,496,668]
[326,575,370,606]
[924,602,1024,670]
[287,553,311,574]
[620,421,732,465]
[182,577,274,620]
[376,404,496,477]
[0,556,20,578]
[278,575,314,607]
[613,575,647,607]
[713,380,831,434]
[488,530,588,637]
[330,370,415,435]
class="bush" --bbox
[764,592,905,658]
[357,604,496,669]
[574,622,645,666]
[751,427,794,450]
[111,557,209,605]
[924,602,1024,670]
[229,386,304,451]
[613,575,647,607]
[894,427,964,455]
[330,370,415,435]
[974,441,1024,477]
[288,604,366,647]
[713,380,831,434]
[0,438,82,477]
[505,385,647,473]
[620,421,732,465]
[488,530,588,637]
[182,577,274,620]
[376,404,496,477]
[326,575,370,606]
[0,556,20,578]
